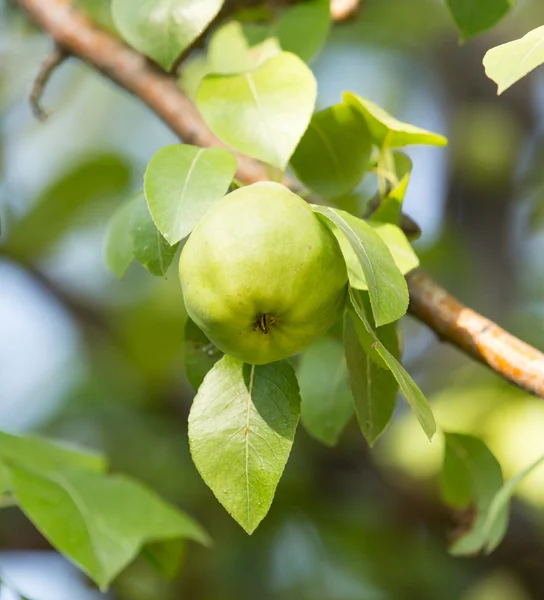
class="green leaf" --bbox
[274,0,330,63]
[0,431,105,478]
[143,538,186,579]
[290,102,372,199]
[297,337,353,447]
[74,0,117,33]
[349,289,436,440]
[441,433,503,556]
[197,52,317,170]
[179,54,212,100]
[369,222,419,275]
[0,464,11,495]
[329,218,417,290]
[130,192,179,277]
[313,206,408,326]
[7,154,131,261]
[11,466,210,590]
[105,199,135,278]
[482,455,544,553]
[446,0,514,40]
[344,92,448,149]
[343,313,398,446]
[144,145,236,245]
[345,292,400,370]
[371,171,411,225]
[483,26,544,95]
[208,21,281,75]
[111,0,224,70]
[183,318,223,390]
[188,356,300,534]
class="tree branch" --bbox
[14,0,544,398]
[407,271,544,397]
[29,43,69,120]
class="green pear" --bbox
[179,182,347,365]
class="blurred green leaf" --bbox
[183,318,223,390]
[105,198,136,278]
[144,145,236,245]
[179,54,212,100]
[130,192,179,277]
[73,0,117,33]
[483,25,544,94]
[442,433,503,556]
[298,337,353,447]
[197,52,316,170]
[0,431,106,477]
[208,21,281,74]
[143,538,186,579]
[0,463,11,494]
[188,356,300,534]
[344,92,447,148]
[482,455,544,553]
[7,153,131,260]
[441,434,475,509]
[446,0,514,40]
[275,0,330,63]
[290,102,372,199]
[11,466,210,590]
[314,206,408,326]
[349,289,436,440]
[343,314,398,446]
[111,0,224,70]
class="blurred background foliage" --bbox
[2,0,544,598]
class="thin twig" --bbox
[13,0,544,398]
[29,43,69,121]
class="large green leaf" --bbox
[183,318,223,390]
[11,466,210,590]
[105,198,136,278]
[343,313,398,446]
[188,356,300,534]
[275,0,330,63]
[333,220,418,291]
[144,145,236,244]
[313,206,408,326]
[297,337,353,447]
[441,433,503,556]
[446,0,514,40]
[197,52,317,170]
[482,455,544,553]
[7,154,131,261]
[349,289,436,440]
[130,192,179,277]
[208,21,281,75]
[290,102,372,199]
[344,92,447,149]
[483,26,544,94]
[369,222,419,275]
[111,0,224,70]
[0,431,105,477]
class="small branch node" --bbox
[30,44,69,121]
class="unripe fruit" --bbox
[179,182,347,365]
